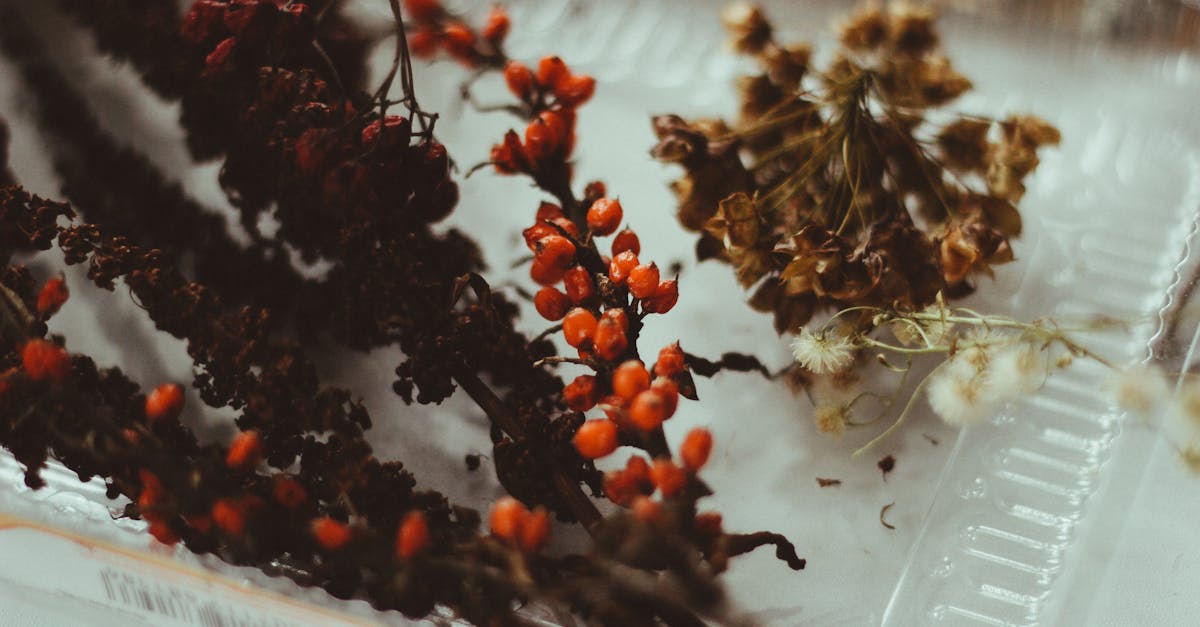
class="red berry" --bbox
[681,428,713,471]
[651,459,687,497]
[609,250,639,285]
[536,56,569,89]
[183,514,213,534]
[525,110,570,163]
[534,287,571,321]
[396,511,430,559]
[202,37,237,76]
[629,390,666,430]
[504,60,534,99]
[563,266,594,304]
[311,517,354,550]
[523,222,558,250]
[650,377,679,419]
[272,476,307,510]
[148,521,180,545]
[145,383,185,424]
[482,5,510,42]
[518,507,552,553]
[611,228,640,256]
[563,375,599,411]
[555,74,596,107]
[562,308,598,348]
[631,495,662,522]
[642,279,679,314]
[442,22,476,62]
[694,511,724,537]
[593,316,627,361]
[627,263,660,299]
[36,276,68,317]
[408,28,439,57]
[549,216,582,239]
[21,339,70,383]
[530,257,567,286]
[573,419,619,459]
[587,198,623,236]
[211,498,246,536]
[612,360,651,401]
[534,235,576,269]
[489,496,528,542]
[404,0,442,21]
[226,431,264,471]
[536,202,564,221]
[602,308,629,332]
[654,342,686,377]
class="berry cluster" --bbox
[404,0,510,67]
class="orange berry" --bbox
[561,308,598,348]
[503,61,533,99]
[408,28,438,57]
[611,227,640,257]
[518,507,551,553]
[642,279,679,314]
[555,74,596,107]
[562,266,594,304]
[525,110,569,162]
[587,198,623,236]
[631,495,662,522]
[573,419,619,459]
[593,316,628,361]
[36,276,68,317]
[138,490,165,525]
[442,22,476,60]
[489,496,528,542]
[650,377,679,419]
[681,428,713,471]
[523,222,558,250]
[226,430,264,471]
[530,257,567,286]
[654,342,686,377]
[608,250,639,285]
[145,383,185,424]
[627,263,660,299]
[404,0,442,21]
[536,56,569,89]
[148,521,180,545]
[273,476,308,510]
[396,511,431,559]
[482,5,510,42]
[21,339,70,383]
[603,456,653,506]
[597,394,627,422]
[651,459,687,497]
[311,517,354,550]
[629,390,666,430]
[602,308,629,332]
[183,514,213,534]
[211,498,246,536]
[612,360,650,401]
[534,287,571,321]
[549,216,582,239]
[534,235,576,269]
[694,511,724,537]
[536,202,564,221]
[563,374,598,412]
[138,468,164,495]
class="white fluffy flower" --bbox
[790,327,855,374]
[988,342,1047,400]
[926,361,998,426]
[1109,365,1170,418]
[891,306,954,347]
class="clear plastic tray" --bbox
[2,1,1198,625]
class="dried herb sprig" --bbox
[652,3,1061,334]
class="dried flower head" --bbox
[812,403,850,437]
[1110,366,1170,418]
[926,363,995,426]
[791,327,856,374]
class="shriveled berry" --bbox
[587,198,623,236]
[489,496,528,541]
[273,476,307,510]
[504,60,534,98]
[534,287,571,321]
[562,308,598,348]
[681,428,713,471]
[518,507,552,553]
[611,227,640,256]
[36,276,68,317]
[536,56,569,89]
[593,316,628,361]
[145,383,185,424]
[530,257,567,286]
[396,511,430,559]
[627,263,660,299]
[654,342,686,377]
[226,431,264,471]
[573,419,619,459]
[563,375,598,411]
[563,266,594,304]
[642,279,679,314]
[311,517,353,550]
[612,360,651,401]
[651,459,688,497]
[21,339,70,383]
[650,377,679,419]
[609,250,639,285]
[629,390,666,430]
